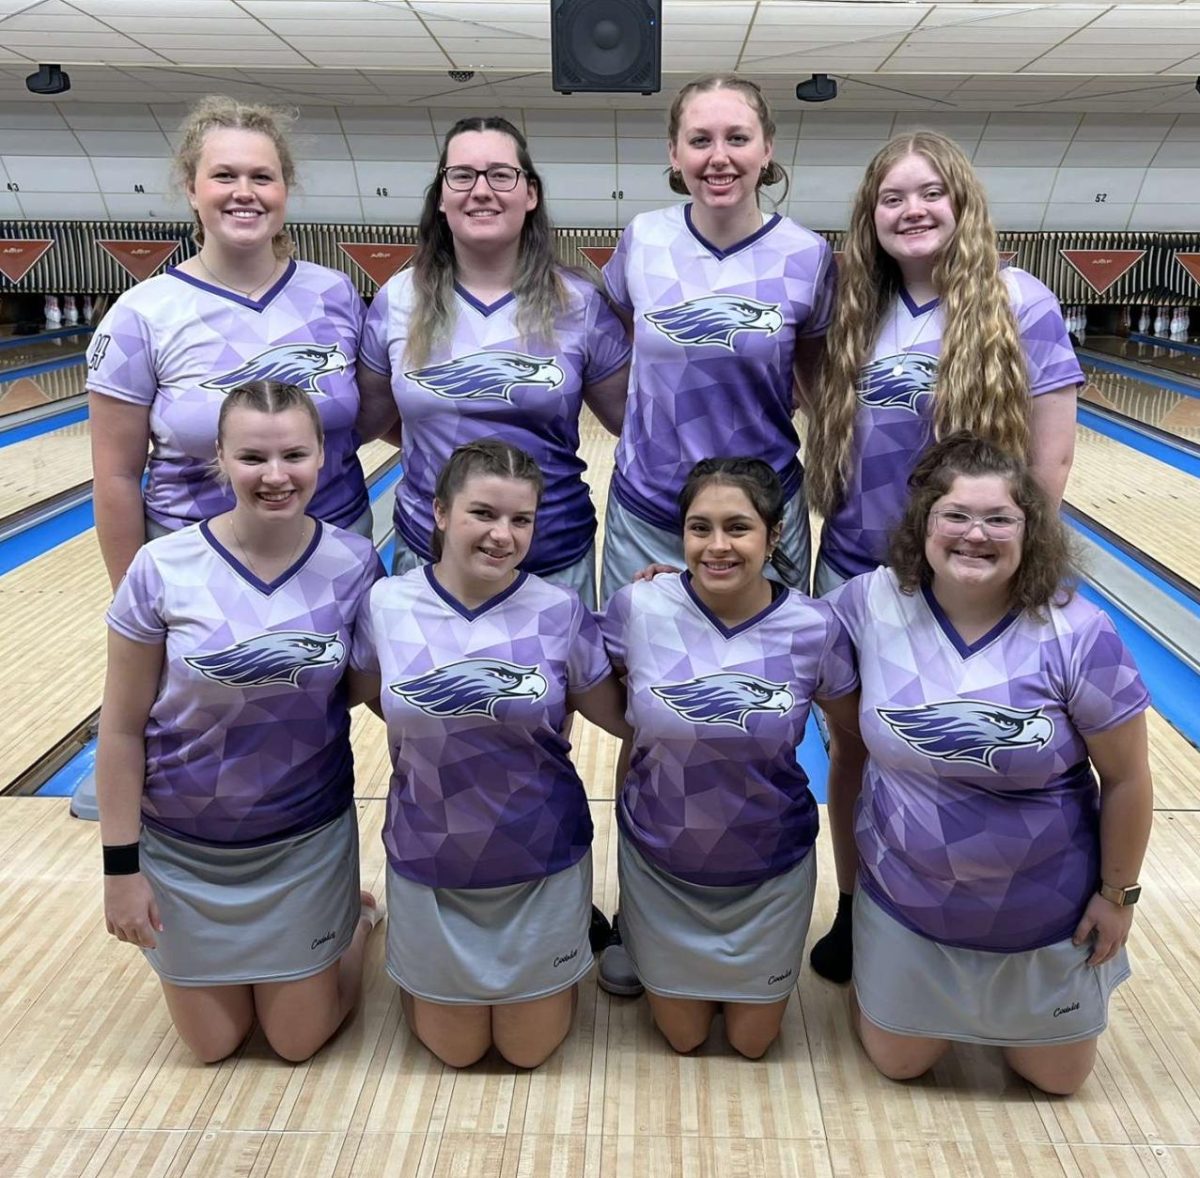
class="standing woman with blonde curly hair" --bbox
[805,131,1083,982]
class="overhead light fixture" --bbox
[26,64,70,95]
[796,73,837,103]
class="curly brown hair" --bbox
[888,432,1075,618]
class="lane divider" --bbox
[1081,353,1200,400]
[0,396,88,450]
[1130,332,1200,359]
[1077,403,1200,480]
[0,325,92,352]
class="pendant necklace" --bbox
[195,254,281,300]
[891,295,938,377]
[229,514,307,583]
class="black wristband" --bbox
[102,842,140,876]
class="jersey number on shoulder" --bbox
[88,333,111,370]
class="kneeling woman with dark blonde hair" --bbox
[349,440,629,1068]
[98,380,384,1063]
[825,433,1153,1094]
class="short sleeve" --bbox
[106,546,166,643]
[597,583,632,668]
[824,572,869,648]
[1011,273,1084,396]
[583,286,632,384]
[358,280,392,376]
[602,227,632,311]
[86,297,158,406]
[814,609,858,700]
[567,594,612,693]
[1065,610,1150,734]
[349,584,382,674]
[797,240,837,339]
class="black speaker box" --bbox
[551,0,662,95]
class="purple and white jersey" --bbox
[603,205,835,530]
[830,568,1150,952]
[87,260,368,531]
[350,567,612,889]
[820,268,1084,578]
[600,573,857,886]
[106,520,383,846]
[360,269,629,574]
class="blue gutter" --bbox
[1076,582,1200,748]
[1064,507,1200,622]
[0,496,94,577]
[1082,353,1200,400]
[0,353,85,382]
[34,462,407,798]
[1130,332,1200,359]
[1077,404,1200,480]
[0,402,88,449]
[0,326,92,351]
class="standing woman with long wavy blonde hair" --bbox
[804,130,1082,982]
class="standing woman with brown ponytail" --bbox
[804,130,1083,982]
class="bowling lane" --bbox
[1085,334,1200,382]
[0,363,86,419]
[0,417,91,521]
[1067,424,1200,589]
[0,339,88,379]
[1080,368,1200,445]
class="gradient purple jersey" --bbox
[86,260,368,531]
[350,567,612,889]
[820,268,1083,578]
[600,573,857,886]
[603,205,835,530]
[830,568,1150,952]
[106,521,383,846]
[359,270,629,574]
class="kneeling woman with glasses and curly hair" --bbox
[824,432,1153,1095]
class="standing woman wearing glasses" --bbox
[357,116,631,607]
[824,434,1152,1095]
[804,131,1084,981]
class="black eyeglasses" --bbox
[441,165,525,192]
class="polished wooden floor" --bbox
[1,414,1199,1177]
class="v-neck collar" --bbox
[899,286,940,317]
[682,571,788,639]
[921,583,1019,659]
[455,282,516,317]
[201,516,321,595]
[168,258,296,313]
[683,204,780,260]
[425,562,527,621]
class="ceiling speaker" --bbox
[551,0,662,95]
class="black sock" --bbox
[809,891,853,984]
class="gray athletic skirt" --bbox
[617,831,817,1004]
[600,486,811,605]
[390,529,597,609]
[139,807,361,987]
[853,887,1132,1047]
[385,852,594,1005]
[812,554,848,598]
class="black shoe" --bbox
[589,904,613,954]
[809,892,853,984]
[597,912,643,997]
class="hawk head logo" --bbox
[878,700,1054,769]
[201,343,348,396]
[405,351,564,403]
[391,658,548,718]
[857,352,939,413]
[651,672,794,730]
[645,295,783,350]
[185,631,345,688]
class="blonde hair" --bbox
[666,73,788,202]
[805,130,1031,517]
[174,95,297,261]
[406,116,565,369]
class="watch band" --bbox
[1099,881,1141,907]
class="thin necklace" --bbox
[229,513,308,582]
[890,293,938,378]
[195,254,281,299]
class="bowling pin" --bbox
[63,295,78,327]
[44,295,61,330]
